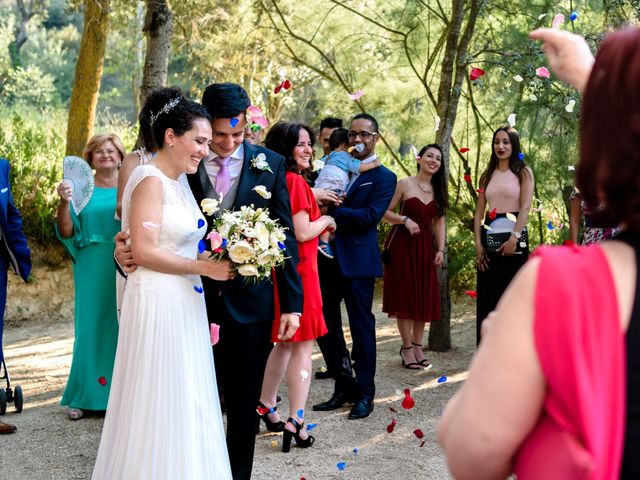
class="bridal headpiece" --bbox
[150,97,181,125]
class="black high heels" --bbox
[282,417,315,452]
[256,401,285,433]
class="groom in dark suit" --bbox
[116,84,303,480]
[313,113,396,420]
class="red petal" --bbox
[419,440,426,447]
[562,240,575,246]
[283,79,291,89]
[98,376,107,386]
[464,174,472,184]
[470,68,486,81]
[389,406,397,413]
[274,83,283,94]
[476,188,484,193]
[256,406,269,415]
[464,290,477,299]
[386,418,398,433]
[413,428,424,439]
[488,208,497,220]
[402,389,415,410]
[459,147,470,153]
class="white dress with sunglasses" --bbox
[93,165,232,480]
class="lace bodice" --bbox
[122,164,206,259]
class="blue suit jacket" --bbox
[332,165,397,278]
[187,141,303,324]
[0,159,31,282]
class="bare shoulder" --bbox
[598,240,636,328]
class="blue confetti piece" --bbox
[198,239,206,254]
[337,462,346,471]
[194,285,204,294]
[437,375,447,383]
[268,407,275,414]
[278,242,286,250]
[297,409,304,419]
[197,218,205,228]
[570,11,578,21]
[230,118,239,128]
[306,423,317,431]
[220,238,228,249]
[518,152,525,161]
[353,447,359,455]
[547,221,555,230]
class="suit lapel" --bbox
[196,156,216,200]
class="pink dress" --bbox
[513,245,626,479]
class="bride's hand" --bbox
[201,259,235,281]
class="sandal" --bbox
[400,346,420,370]
[412,343,433,370]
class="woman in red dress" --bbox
[258,122,332,451]
[382,144,448,369]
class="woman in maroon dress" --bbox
[382,144,448,369]
[258,122,332,451]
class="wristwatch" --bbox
[401,216,409,224]
[511,230,522,240]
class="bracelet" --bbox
[186,258,192,274]
[436,249,444,254]
[401,216,409,224]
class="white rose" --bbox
[256,153,266,163]
[256,251,274,265]
[253,185,272,199]
[243,227,257,238]
[238,264,260,277]
[200,198,220,216]
[255,222,269,241]
[218,222,230,238]
[227,240,256,263]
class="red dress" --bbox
[272,172,328,342]
[382,197,441,322]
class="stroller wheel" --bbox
[14,386,23,413]
[0,388,6,415]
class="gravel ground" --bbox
[0,288,475,480]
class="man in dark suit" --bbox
[313,114,396,419]
[115,84,303,480]
[0,158,31,434]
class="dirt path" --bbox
[0,285,475,479]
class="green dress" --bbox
[57,187,120,410]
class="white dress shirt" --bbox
[346,153,378,193]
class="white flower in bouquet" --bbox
[257,251,276,266]
[238,264,260,276]
[243,227,257,238]
[227,240,256,263]
[253,185,272,199]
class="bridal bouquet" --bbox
[200,198,288,281]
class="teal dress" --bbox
[56,187,120,410]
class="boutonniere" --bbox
[250,153,273,174]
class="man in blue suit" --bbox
[0,158,31,434]
[313,114,396,419]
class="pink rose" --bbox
[207,231,223,251]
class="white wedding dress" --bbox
[92,165,232,479]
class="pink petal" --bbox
[210,323,220,345]
[552,13,565,29]
[535,66,551,78]
[348,89,364,100]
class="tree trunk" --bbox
[428,0,485,352]
[136,0,172,146]
[65,0,111,156]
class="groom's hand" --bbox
[277,313,300,341]
[114,231,138,273]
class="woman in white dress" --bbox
[93,87,234,479]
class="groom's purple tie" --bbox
[214,156,231,198]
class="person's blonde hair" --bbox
[83,133,126,167]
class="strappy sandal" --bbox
[412,343,433,370]
[400,346,420,370]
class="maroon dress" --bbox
[272,172,328,342]
[382,197,441,322]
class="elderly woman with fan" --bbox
[55,133,124,420]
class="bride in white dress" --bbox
[93,88,233,479]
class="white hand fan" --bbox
[63,155,94,215]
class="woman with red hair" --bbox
[439,28,640,479]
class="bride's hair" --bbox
[143,86,210,149]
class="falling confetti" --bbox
[348,90,364,100]
[464,290,477,299]
[307,423,317,431]
[529,93,538,102]
[337,462,347,471]
[538,13,547,20]
[297,409,304,419]
[547,221,555,230]
[274,79,291,94]
[419,440,426,448]
[353,448,359,455]
[459,147,470,153]
[565,99,576,113]
[518,152,525,161]
[210,323,220,346]
[513,74,524,82]
[536,67,551,78]
[230,118,239,128]
[402,389,415,410]
[194,285,204,294]
[488,208,497,220]
[389,406,397,413]
[300,369,309,381]
[413,429,425,439]
[198,239,206,254]
[552,13,565,28]
[568,165,576,171]
[563,240,576,246]
[507,113,517,127]
[197,218,205,228]
[142,221,161,229]
[570,11,578,21]
[469,67,486,81]
[437,375,448,384]
[98,376,107,386]
[476,188,485,194]
[271,440,278,447]
[409,145,420,160]
[434,115,441,132]
[464,174,472,184]
[386,418,398,433]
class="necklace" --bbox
[414,177,432,194]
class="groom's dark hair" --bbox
[201,82,251,119]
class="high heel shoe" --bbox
[282,417,315,452]
[400,345,420,370]
[411,343,433,370]
[256,402,285,433]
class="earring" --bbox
[169,143,174,148]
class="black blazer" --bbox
[187,141,303,324]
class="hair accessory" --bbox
[150,97,181,125]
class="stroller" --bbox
[0,320,23,415]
